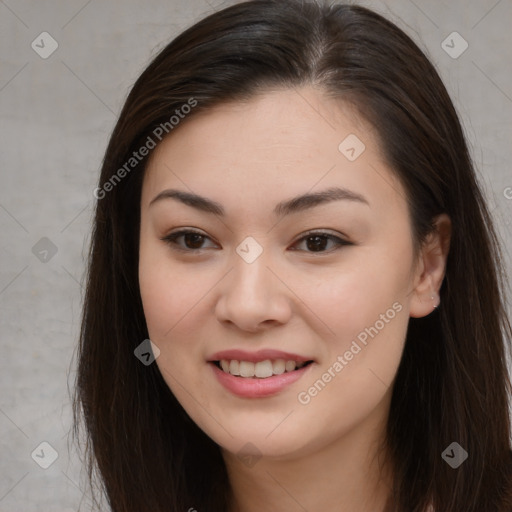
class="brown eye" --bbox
[160,229,218,252]
[291,231,351,253]
[182,233,206,249]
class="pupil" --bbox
[185,233,204,249]
[307,235,327,252]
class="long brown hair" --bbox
[73,1,512,510]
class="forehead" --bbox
[141,87,406,216]
[147,87,374,165]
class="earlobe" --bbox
[409,213,451,318]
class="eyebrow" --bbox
[149,186,370,216]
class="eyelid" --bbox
[160,228,218,252]
[293,228,348,243]
[290,229,351,253]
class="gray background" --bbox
[0,0,511,510]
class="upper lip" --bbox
[208,349,314,363]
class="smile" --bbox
[215,359,313,378]
[210,360,314,398]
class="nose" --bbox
[215,250,292,332]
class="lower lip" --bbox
[210,362,313,398]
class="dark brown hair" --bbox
[73,1,512,510]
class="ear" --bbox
[409,213,452,318]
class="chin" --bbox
[200,413,319,461]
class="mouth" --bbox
[212,359,315,378]
[207,349,316,397]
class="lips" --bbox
[208,349,315,397]
[209,349,314,378]
[209,349,313,364]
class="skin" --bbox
[138,86,451,512]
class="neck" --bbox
[223,393,394,512]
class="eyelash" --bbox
[160,228,352,254]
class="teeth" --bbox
[239,361,255,377]
[218,358,309,378]
[285,360,296,372]
[229,360,240,376]
[273,359,286,375]
[255,360,273,378]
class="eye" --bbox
[291,230,352,253]
[160,228,351,254]
[160,229,218,252]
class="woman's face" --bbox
[139,87,421,460]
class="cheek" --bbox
[138,241,220,393]
[139,259,177,340]
[139,270,188,340]
[139,271,215,373]
[293,247,411,392]
[296,254,408,340]
[138,234,205,339]
[138,249,211,400]
[288,266,409,447]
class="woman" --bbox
[74,1,512,510]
